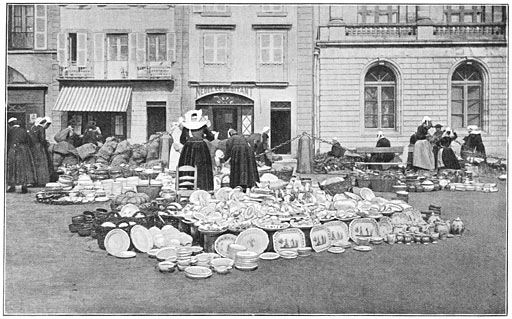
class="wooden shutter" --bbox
[34,5,47,50]
[216,34,227,64]
[93,33,105,78]
[57,33,68,66]
[192,5,203,12]
[129,33,137,62]
[203,34,215,64]
[136,33,146,63]
[77,33,88,67]
[259,34,270,64]
[167,32,176,62]
[272,34,283,64]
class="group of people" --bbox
[173,110,271,192]
[6,117,53,193]
[411,116,486,171]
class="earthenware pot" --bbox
[434,221,450,236]
[451,217,465,235]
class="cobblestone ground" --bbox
[3,175,507,315]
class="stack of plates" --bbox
[194,253,213,268]
[234,251,259,270]
[184,266,213,279]
[176,247,193,268]
[227,244,247,260]
[279,250,298,259]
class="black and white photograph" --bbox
[3,2,508,315]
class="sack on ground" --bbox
[53,141,79,157]
[114,140,131,155]
[54,127,71,143]
[52,152,64,170]
[76,143,98,160]
[97,137,118,162]
[62,154,79,166]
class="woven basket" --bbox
[318,179,353,196]
[136,184,162,200]
[275,168,294,182]
[357,178,372,188]
[369,175,396,192]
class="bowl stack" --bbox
[227,244,247,260]
[194,253,212,268]
[234,251,259,271]
[176,247,193,271]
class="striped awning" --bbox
[53,85,132,112]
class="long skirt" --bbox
[31,142,51,186]
[178,139,214,191]
[413,140,435,170]
[229,145,260,189]
[438,147,461,170]
[7,144,37,186]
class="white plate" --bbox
[235,228,269,255]
[378,218,393,238]
[235,264,258,271]
[104,229,131,257]
[95,197,110,202]
[359,187,375,201]
[353,245,373,252]
[310,225,331,253]
[349,218,380,242]
[215,187,233,201]
[214,234,238,257]
[272,228,306,252]
[156,247,177,261]
[114,251,137,259]
[259,252,280,260]
[184,266,213,279]
[327,246,345,254]
[189,190,212,206]
[344,192,362,201]
[130,225,153,253]
[323,221,350,246]
[279,250,298,259]
[119,204,139,217]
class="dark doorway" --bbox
[147,102,167,139]
[213,108,238,140]
[271,101,291,154]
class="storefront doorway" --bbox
[196,93,254,140]
[147,102,167,139]
[271,101,291,154]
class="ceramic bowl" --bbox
[356,237,370,246]
[297,247,313,256]
[393,185,407,193]
[210,258,234,268]
[214,265,231,274]
[158,261,176,273]
[370,237,384,245]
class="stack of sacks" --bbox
[111,140,132,166]
[96,137,118,164]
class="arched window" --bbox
[451,64,482,128]
[364,65,396,129]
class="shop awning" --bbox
[53,85,132,112]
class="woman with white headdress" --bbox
[461,125,486,160]
[29,117,52,186]
[413,116,435,170]
[178,110,215,191]
[370,131,394,163]
[437,127,461,170]
[7,119,37,193]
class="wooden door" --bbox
[271,109,291,154]
[147,106,167,139]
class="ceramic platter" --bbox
[215,187,233,201]
[235,228,269,255]
[119,204,139,217]
[359,187,375,201]
[259,252,280,260]
[327,246,346,254]
[353,245,373,252]
[348,218,380,242]
[323,221,350,245]
[403,208,424,225]
[344,192,362,201]
[272,228,306,252]
[184,266,213,279]
[310,225,331,253]
[104,229,131,257]
[378,217,393,238]
[130,225,153,253]
[189,190,212,206]
[214,234,238,257]
[114,251,137,259]
[390,212,412,225]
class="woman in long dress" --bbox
[437,127,461,170]
[461,125,486,160]
[168,121,183,172]
[29,117,52,186]
[178,110,215,191]
[255,126,272,167]
[224,129,260,190]
[413,116,435,170]
[7,120,37,193]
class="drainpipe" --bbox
[313,46,320,152]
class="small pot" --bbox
[72,215,86,225]
[68,223,79,233]
[78,224,92,237]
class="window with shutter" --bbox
[34,5,46,50]
[9,5,34,49]
[147,33,166,62]
[57,33,68,66]
[203,33,227,65]
[167,32,176,62]
[77,33,87,67]
[136,33,146,63]
[259,33,283,64]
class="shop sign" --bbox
[196,86,253,98]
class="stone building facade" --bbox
[186,5,315,155]
[7,5,60,133]
[314,5,507,157]
[54,4,184,143]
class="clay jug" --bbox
[451,217,465,235]
[434,221,450,236]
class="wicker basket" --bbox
[369,175,396,192]
[357,178,372,188]
[318,179,353,196]
[136,184,162,200]
[275,168,294,182]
